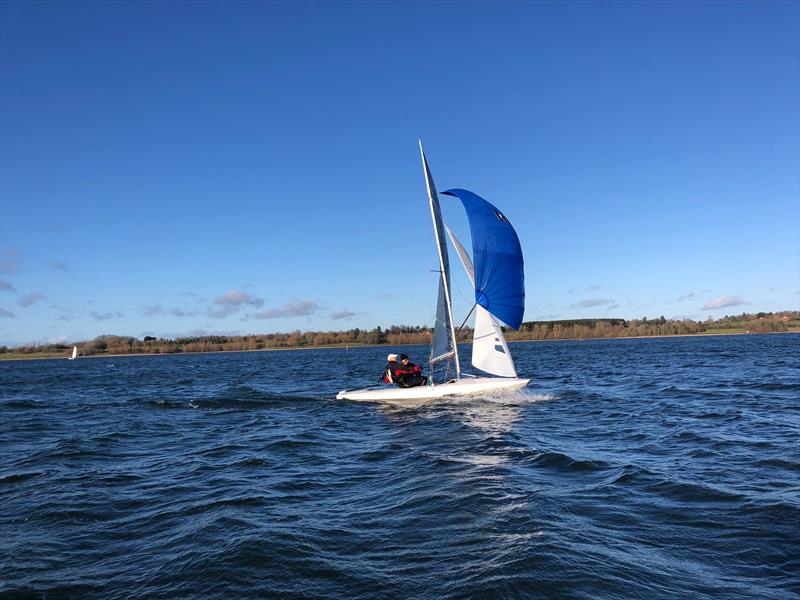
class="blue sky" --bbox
[1,0,798,346]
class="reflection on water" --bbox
[456,390,555,433]
[380,389,556,472]
[381,388,553,433]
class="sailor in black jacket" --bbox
[394,354,428,388]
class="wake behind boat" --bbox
[337,143,529,402]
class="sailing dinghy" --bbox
[336,143,529,402]
[68,345,77,360]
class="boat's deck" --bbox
[336,377,530,403]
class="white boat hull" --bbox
[336,377,530,403]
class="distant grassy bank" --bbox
[2,311,798,361]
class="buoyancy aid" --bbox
[381,362,398,383]
[395,361,426,387]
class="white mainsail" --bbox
[69,345,77,360]
[419,141,460,380]
[446,225,517,378]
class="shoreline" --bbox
[2,330,797,362]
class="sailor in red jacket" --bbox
[394,354,428,388]
[380,354,399,383]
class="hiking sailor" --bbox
[380,354,399,384]
[394,354,428,388]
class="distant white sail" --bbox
[69,345,77,360]
[446,225,517,378]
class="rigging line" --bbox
[455,303,478,340]
[451,269,472,304]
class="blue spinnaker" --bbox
[442,189,525,330]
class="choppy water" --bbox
[1,334,798,599]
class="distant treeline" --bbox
[508,311,799,340]
[1,311,798,359]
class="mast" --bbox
[419,140,461,380]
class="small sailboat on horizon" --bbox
[337,143,530,402]
[68,345,77,360]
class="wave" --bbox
[524,450,610,473]
[192,395,318,409]
[0,471,46,484]
[645,478,748,504]
[755,457,800,472]
[145,389,319,410]
[738,382,800,392]
[1,398,47,409]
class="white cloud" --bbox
[180,291,204,302]
[208,289,265,318]
[251,300,320,320]
[677,292,696,302]
[141,305,165,317]
[208,304,239,319]
[1,248,21,274]
[18,292,44,307]
[89,310,125,320]
[174,328,210,337]
[702,296,749,311]
[156,328,242,339]
[570,298,614,309]
[330,310,356,320]
[214,289,264,308]
[141,304,196,318]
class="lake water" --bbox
[1,334,798,598]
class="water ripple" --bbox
[1,334,798,598]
